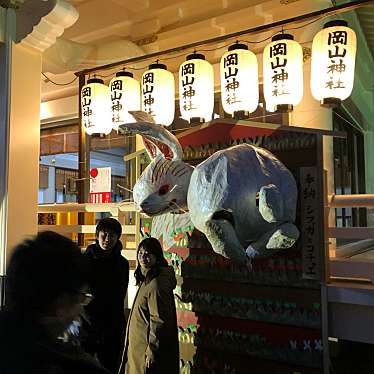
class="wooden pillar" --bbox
[0,9,42,306]
[0,7,14,308]
[77,74,90,248]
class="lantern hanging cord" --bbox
[241,32,279,45]
[89,71,118,79]
[42,72,78,86]
[199,12,335,47]
[284,14,327,32]
[196,40,240,52]
[125,63,163,71]
[242,14,326,44]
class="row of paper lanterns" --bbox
[81,20,356,135]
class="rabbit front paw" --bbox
[204,219,248,264]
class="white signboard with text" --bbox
[89,167,111,203]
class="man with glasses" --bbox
[0,231,109,374]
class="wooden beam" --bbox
[328,194,374,208]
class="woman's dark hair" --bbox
[134,237,168,285]
[5,231,91,316]
[95,217,122,238]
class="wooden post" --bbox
[77,74,90,248]
[135,153,141,248]
[319,138,330,374]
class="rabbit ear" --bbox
[128,110,155,124]
[119,111,183,161]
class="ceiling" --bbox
[40,0,374,102]
[63,0,266,46]
[356,4,374,59]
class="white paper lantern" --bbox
[81,77,112,135]
[220,43,259,118]
[141,63,175,126]
[110,71,140,130]
[263,34,303,112]
[179,53,214,124]
[311,20,357,107]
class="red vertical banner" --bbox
[89,192,111,203]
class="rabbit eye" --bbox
[158,184,170,195]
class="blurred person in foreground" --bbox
[119,237,179,374]
[0,231,110,374]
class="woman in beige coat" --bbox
[119,237,179,374]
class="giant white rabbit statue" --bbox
[119,111,299,264]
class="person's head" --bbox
[6,231,92,331]
[134,237,168,285]
[95,217,122,251]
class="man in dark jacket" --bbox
[0,231,110,374]
[83,217,129,373]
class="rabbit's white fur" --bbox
[120,111,299,264]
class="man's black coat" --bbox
[83,240,129,372]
